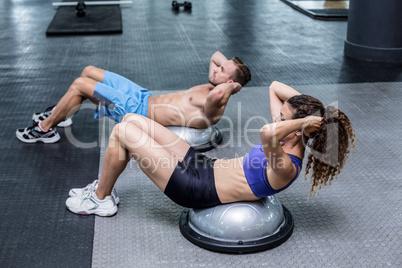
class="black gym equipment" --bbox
[171,1,191,11]
[75,2,86,17]
[280,0,348,20]
[344,0,402,62]
[46,1,127,36]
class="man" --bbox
[16,51,251,143]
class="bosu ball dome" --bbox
[166,126,223,152]
[179,195,294,253]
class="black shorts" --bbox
[164,147,221,208]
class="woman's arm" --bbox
[269,81,301,122]
[260,116,322,188]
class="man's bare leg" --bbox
[40,77,100,131]
[80,65,106,82]
[39,66,106,131]
[17,66,113,143]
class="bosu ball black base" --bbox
[179,195,294,254]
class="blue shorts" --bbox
[93,71,153,122]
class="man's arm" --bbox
[209,51,228,80]
[204,82,242,120]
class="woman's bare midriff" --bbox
[213,156,259,203]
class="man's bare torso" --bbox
[147,84,218,128]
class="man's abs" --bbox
[147,84,214,128]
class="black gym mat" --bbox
[281,0,349,20]
[46,0,122,36]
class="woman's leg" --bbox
[96,114,190,199]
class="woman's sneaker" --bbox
[16,123,60,143]
[69,180,120,205]
[66,190,117,217]
[32,105,73,127]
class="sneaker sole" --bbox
[66,204,118,217]
[16,130,61,144]
[56,118,73,127]
[69,189,120,205]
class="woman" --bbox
[66,81,356,216]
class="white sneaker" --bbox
[69,180,120,205]
[16,123,60,143]
[66,190,117,217]
[32,105,73,127]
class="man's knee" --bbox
[81,65,105,82]
[70,77,93,97]
[81,66,96,78]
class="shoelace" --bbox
[42,106,55,115]
[34,106,55,120]
[82,189,93,199]
[81,180,99,199]
[26,124,38,131]
[38,113,50,120]
[42,109,53,118]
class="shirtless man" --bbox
[16,51,251,143]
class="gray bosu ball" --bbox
[179,195,294,253]
[166,126,223,152]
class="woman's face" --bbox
[277,102,297,145]
[276,102,294,122]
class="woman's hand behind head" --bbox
[302,116,323,138]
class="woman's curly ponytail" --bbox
[287,95,357,197]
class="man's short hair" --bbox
[231,57,251,87]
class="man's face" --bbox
[209,60,237,86]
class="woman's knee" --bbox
[109,123,132,159]
[113,121,144,148]
[122,113,146,126]
[110,122,129,146]
[122,113,134,123]
[122,114,153,136]
[111,123,122,139]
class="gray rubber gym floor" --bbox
[0,0,401,267]
[94,83,402,268]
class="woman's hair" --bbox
[230,57,251,87]
[287,95,357,197]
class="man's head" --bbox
[209,57,251,87]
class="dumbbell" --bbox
[171,1,192,11]
[75,2,86,17]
